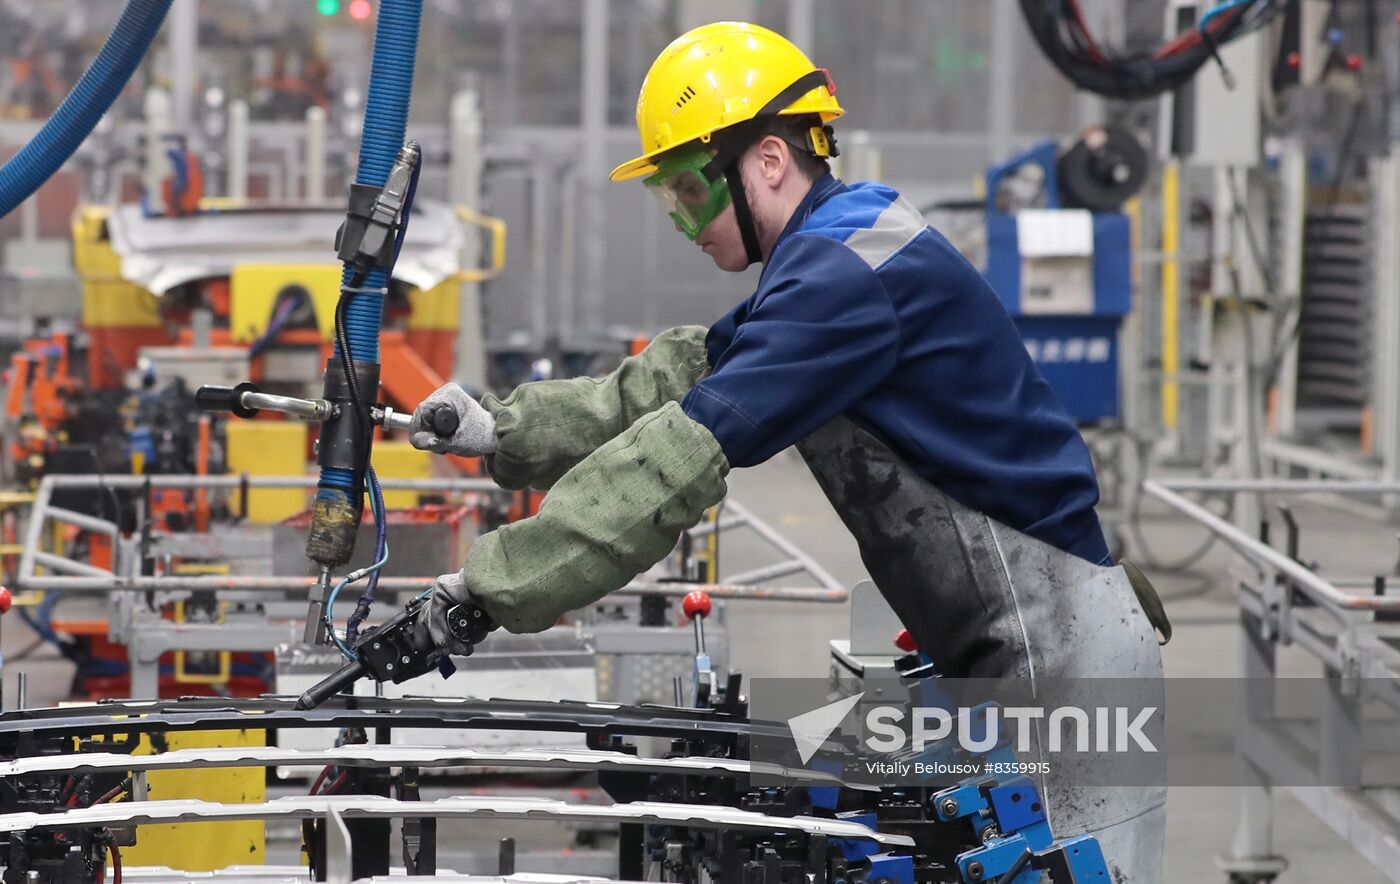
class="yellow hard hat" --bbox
[609,21,844,183]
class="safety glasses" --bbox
[643,147,731,240]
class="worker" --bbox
[409,21,1168,881]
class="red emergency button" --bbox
[682,590,712,621]
[0,587,13,614]
[894,628,917,653]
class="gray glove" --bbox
[410,383,499,457]
[411,572,494,657]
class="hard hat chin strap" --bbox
[702,70,833,268]
[725,163,763,267]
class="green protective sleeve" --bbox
[461,401,729,633]
[481,325,712,491]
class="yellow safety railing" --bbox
[455,205,508,282]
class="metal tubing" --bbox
[241,391,334,421]
[14,573,844,602]
[16,477,52,589]
[44,506,118,538]
[32,474,500,492]
[32,552,112,578]
[723,500,844,594]
[1157,478,1400,493]
[725,561,805,586]
[687,515,747,538]
[1143,480,1398,612]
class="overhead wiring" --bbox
[1019,0,1291,99]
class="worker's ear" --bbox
[751,134,790,189]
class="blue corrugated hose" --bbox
[321,0,423,495]
[0,0,174,217]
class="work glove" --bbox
[482,325,711,491]
[411,572,497,657]
[460,400,729,633]
[409,383,499,457]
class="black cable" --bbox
[333,280,374,512]
[331,156,421,507]
[997,849,1033,883]
[1018,0,1289,100]
[1125,430,1226,574]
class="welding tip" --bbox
[303,566,334,645]
[295,657,365,710]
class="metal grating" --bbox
[1297,202,1371,409]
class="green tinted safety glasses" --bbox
[643,148,731,240]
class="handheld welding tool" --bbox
[295,594,495,710]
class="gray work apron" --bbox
[796,416,1166,883]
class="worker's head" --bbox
[610,22,844,271]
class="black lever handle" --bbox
[428,404,459,436]
[195,382,260,418]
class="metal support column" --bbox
[787,0,815,55]
[578,0,609,334]
[988,0,1018,162]
[1218,608,1289,881]
[450,89,487,384]
[1273,142,1307,440]
[143,88,172,201]
[169,0,198,136]
[305,106,327,202]
[1372,153,1400,512]
[227,99,249,200]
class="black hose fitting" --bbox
[306,357,382,567]
[315,358,381,474]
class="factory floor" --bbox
[4,452,1391,882]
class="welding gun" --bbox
[295,594,495,710]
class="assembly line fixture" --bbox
[1146,478,1400,882]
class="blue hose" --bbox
[336,0,423,366]
[321,0,423,496]
[0,0,174,217]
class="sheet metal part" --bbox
[0,745,872,791]
[0,796,916,847]
[112,871,636,884]
[110,872,635,884]
[0,696,796,747]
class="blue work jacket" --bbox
[680,174,1111,565]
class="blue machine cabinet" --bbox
[983,141,1133,423]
